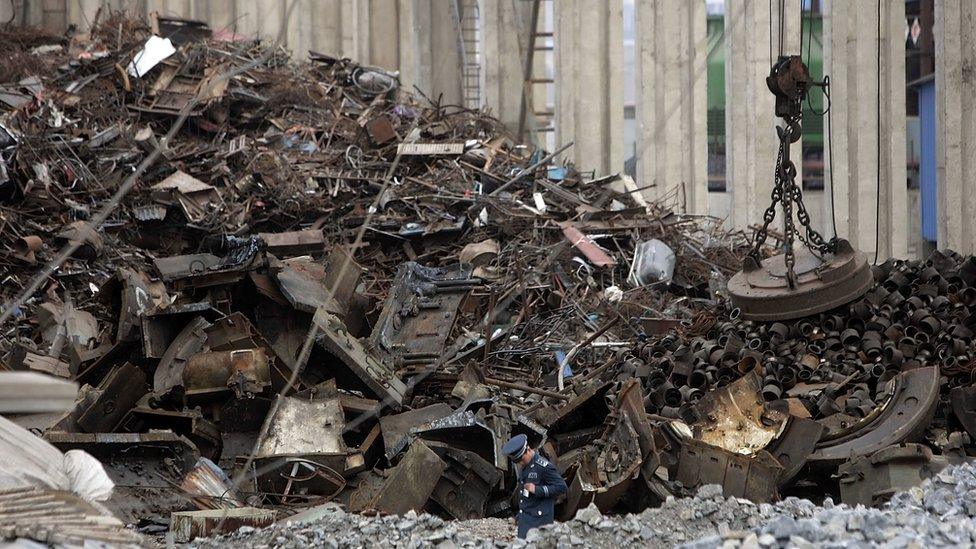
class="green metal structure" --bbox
[706,14,825,150]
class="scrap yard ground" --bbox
[1,10,976,549]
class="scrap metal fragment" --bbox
[837,443,948,506]
[77,362,147,433]
[370,262,475,369]
[180,457,244,510]
[258,229,326,257]
[311,308,406,406]
[183,348,271,399]
[171,507,276,542]
[55,220,103,259]
[950,385,976,438]
[426,441,503,520]
[810,367,939,465]
[366,440,446,515]
[379,403,453,458]
[577,412,643,512]
[674,438,782,503]
[561,223,615,268]
[153,316,212,395]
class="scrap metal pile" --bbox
[1,13,974,545]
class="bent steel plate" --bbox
[809,366,939,465]
[728,239,873,321]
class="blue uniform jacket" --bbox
[517,452,567,534]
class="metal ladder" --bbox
[519,0,555,142]
[454,0,482,110]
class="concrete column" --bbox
[554,0,624,175]
[633,0,707,214]
[724,0,776,231]
[398,0,463,105]
[369,0,400,71]
[935,0,976,254]
[481,0,532,132]
[823,0,907,260]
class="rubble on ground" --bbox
[194,461,976,548]
[3,12,976,546]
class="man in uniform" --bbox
[502,434,567,539]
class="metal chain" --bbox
[750,113,837,278]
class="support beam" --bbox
[634,0,707,214]
[935,0,976,254]
[823,0,907,260]
[724,0,776,231]
[554,0,624,175]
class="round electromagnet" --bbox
[728,239,873,321]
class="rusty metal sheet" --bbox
[379,403,453,456]
[364,115,396,144]
[152,237,260,289]
[412,410,501,469]
[837,443,948,506]
[367,440,445,515]
[674,438,782,503]
[258,229,326,257]
[578,412,642,513]
[311,308,406,406]
[99,268,158,343]
[764,416,824,488]
[77,362,147,433]
[141,303,222,359]
[22,351,71,378]
[426,442,503,520]
[322,246,363,315]
[150,170,222,223]
[689,369,782,455]
[257,391,347,458]
[561,223,615,268]
[130,405,222,461]
[810,367,940,465]
[183,348,271,399]
[153,316,211,394]
[950,385,976,438]
[171,507,277,543]
[370,262,475,369]
[55,220,103,259]
[273,257,341,314]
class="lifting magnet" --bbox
[728,239,873,321]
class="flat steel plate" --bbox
[728,239,873,321]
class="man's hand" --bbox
[525,483,536,494]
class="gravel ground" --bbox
[191,462,976,548]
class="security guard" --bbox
[502,434,567,539]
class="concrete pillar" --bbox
[724,0,776,232]
[368,0,400,71]
[554,0,624,175]
[633,0,707,214]
[935,0,976,254]
[823,0,907,260]
[481,0,532,132]
[398,0,463,105]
